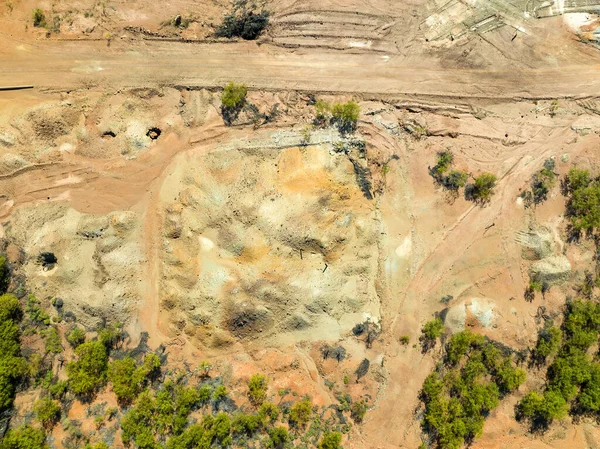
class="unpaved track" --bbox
[2,39,600,98]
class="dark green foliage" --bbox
[268,426,289,449]
[351,399,368,423]
[564,167,591,195]
[420,332,524,449]
[108,355,160,405]
[66,327,85,348]
[212,385,228,403]
[122,382,206,448]
[531,163,556,205]
[43,326,63,354]
[231,412,262,436]
[518,297,600,428]
[0,425,48,449]
[32,8,46,27]
[421,318,445,352]
[442,171,468,191]
[25,295,50,326]
[258,401,279,424]
[215,3,270,40]
[517,390,567,426]
[429,151,469,196]
[98,322,125,350]
[33,397,61,429]
[288,398,312,428]
[561,167,600,235]
[0,294,26,413]
[0,256,9,293]
[423,318,445,341]
[468,173,497,204]
[66,340,108,397]
[49,380,68,400]
[318,432,342,449]
[247,373,268,406]
[533,326,562,364]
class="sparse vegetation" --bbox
[32,8,46,27]
[421,318,444,352]
[313,99,360,133]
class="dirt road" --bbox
[2,38,600,98]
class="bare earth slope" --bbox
[1,0,600,448]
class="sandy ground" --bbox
[1,0,600,448]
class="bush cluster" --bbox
[518,298,600,428]
[564,167,600,235]
[0,294,27,413]
[421,330,525,449]
[313,100,360,134]
[215,3,270,40]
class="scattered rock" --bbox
[146,127,161,140]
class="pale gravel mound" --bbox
[531,255,572,285]
[516,226,555,260]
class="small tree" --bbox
[32,8,46,27]
[221,82,247,110]
[469,173,497,204]
[66,327,85,348]
[221,82,248,125]
[421,318,444,352]
[1,425,48,449]
[332,101,360,133]
[44,327,63,354]
[33,398,61,429]
[318,432,342,449]
[247,374,268,406]
[66,341,108,397]
[269,427,289,449]
[351,399,368,423]
[288,398,312,428]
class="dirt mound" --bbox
[516,226,555,260]
[531,255,572,285]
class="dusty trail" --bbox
[2,39,600,98]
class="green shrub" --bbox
[531,164,556,205]
[0,425,48,449]
[247,374,268,406]
[33,397,61,429]
[221,82,248,110]
[564,167,591,195]
[49,380,68,400]
[400,335,410,345]
[32,8,46,27]
[98,322,124,350]
[43,327,63,354]
[518,390,567,425]
[431,151,453,177]
[108,357,144,405]
[0,294,26,413]
[469,173,497,204]
[331,101,360,133]
[215,5,270,40]
[268,426,289,449]
[314,100,331,121]
[351,399,368,423]
[423,318,444,341]
[533,326,562,362]
[231,413,262,436]
[0,256,9,293]
[66,327,85,348]
[289,398,312,428]
[318,432,342,449]
[66,341,108,397]
[258,401,279,423]
[212,385,228,403]
[420,332,522,449]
